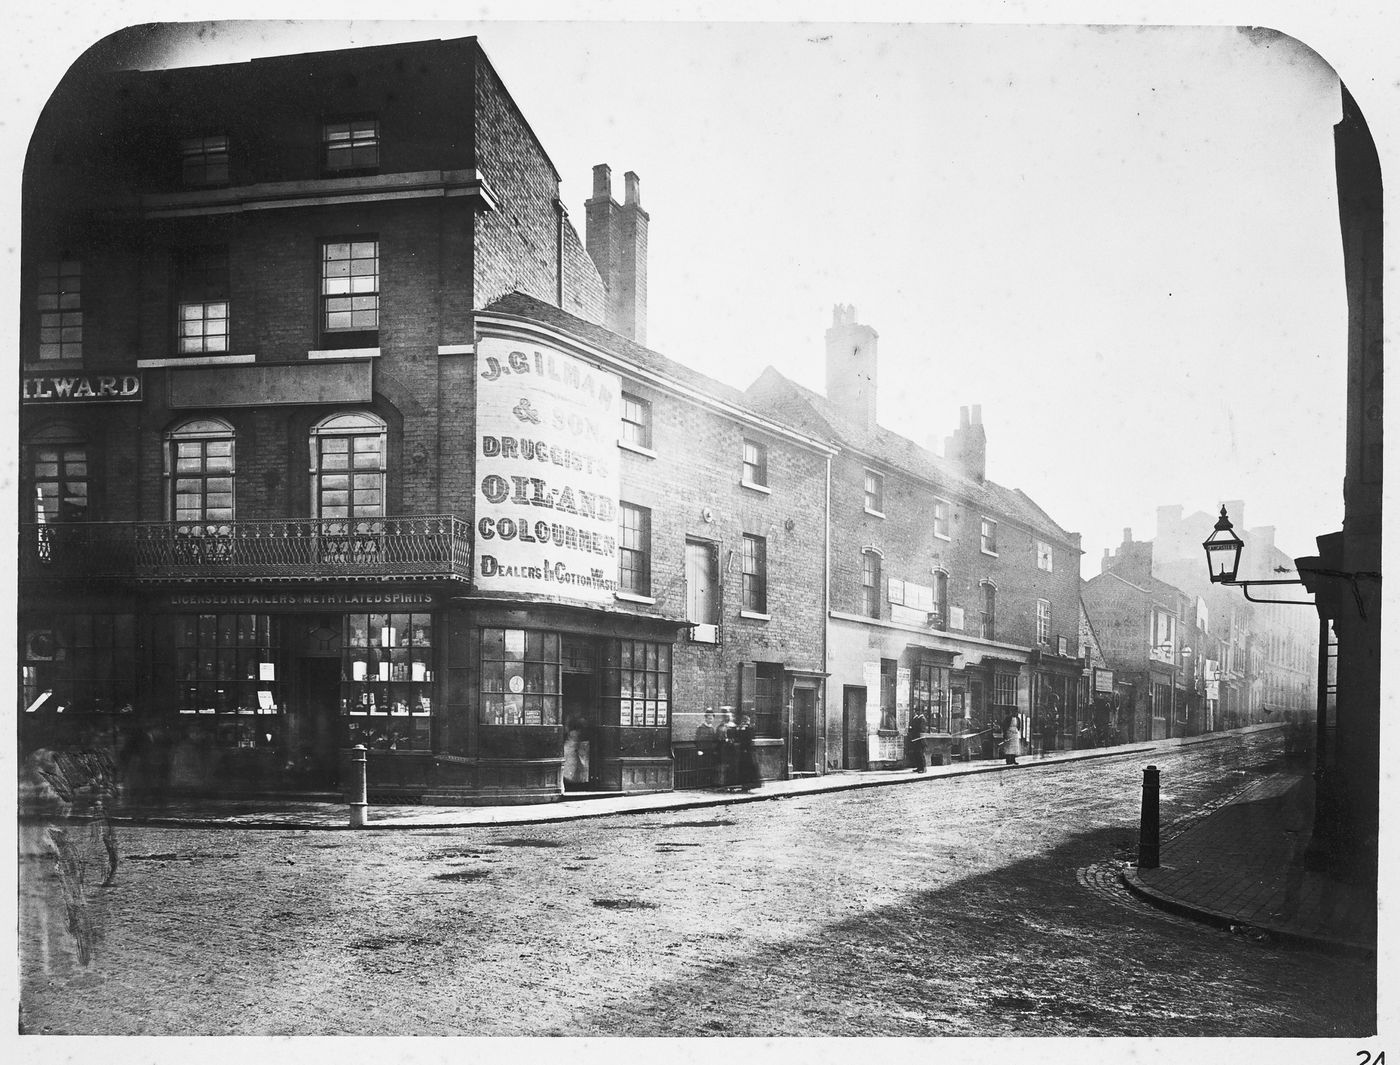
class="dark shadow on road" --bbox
[546,819,1376,1038]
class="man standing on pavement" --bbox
[908,708,928,773]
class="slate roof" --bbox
[481,291,1078,547]
[481,291,775,422]
[745,366,1079,548]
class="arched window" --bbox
[26,423,89,523]
[165,418,235,522]
[310,411,386,518]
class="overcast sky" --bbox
[8,4,1392,583]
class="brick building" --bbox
[747,306,1086,769]
[18,36,831,803]
[1080,531,1185,741]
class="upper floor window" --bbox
[742,439,768,488]
[980,581,997,641]
[1036,540,1053,572]
[620,393,652,450]
[27,425,88,523]
[1036,599,1051,646]
[932,569,949,631]
[741,534,768,614]
[166,418,235,522]
[175,245,230,355]
[323,117,379,171]
[933,497,951,540]
[618,503,652,596]
[37,260,83,362]
[862,550,881,619]
[864,470,885,514]
[180,134,229,186]
[311,411,386,518]
[321,239,379,337]
[1150,608,1177,662]
[980,517,998,555]
[685,540,719,626]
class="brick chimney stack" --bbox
[824,304,879,428]
[943,404,987,481]
[585,164,649,345]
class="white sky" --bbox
[3,3,1393,587]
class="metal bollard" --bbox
[1138,765,1160,869]
[348,744,369,829]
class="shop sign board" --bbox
[1094,668,1114,693]
[474,336,621,605]
[23,373,142,403]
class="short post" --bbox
[348,744,369,829]
[1138,765,1160,869]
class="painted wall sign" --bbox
[474,335,621,604]
[23,373,142,403]
[1094,668,1115,693]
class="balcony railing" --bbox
[20,516,473,583]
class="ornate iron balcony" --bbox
[20,516,473,583]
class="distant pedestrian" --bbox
[1003,711,1023,766]
[731,711,761,791]
[907,709,928,773]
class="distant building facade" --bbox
[748,306,1086,769]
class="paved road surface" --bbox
[18,730,1375,1036]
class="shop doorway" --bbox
[561,671,596,789]
[843,686,868,770]
[292,657,341,789]
[791,686,818,774]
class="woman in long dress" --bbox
[1003,711,1023,766]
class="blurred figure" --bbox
[731,711,761,791]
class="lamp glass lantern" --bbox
[1202,506,1243,584]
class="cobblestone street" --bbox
[19,731,1375,1036]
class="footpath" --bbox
[107,723,1375,956]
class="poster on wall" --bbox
[474,335,622,605]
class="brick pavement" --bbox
[1122,765,1377,956]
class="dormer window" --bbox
[323,117,379,172]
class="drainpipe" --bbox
[822,451,832,772]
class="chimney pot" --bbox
[591,163,612,200]
[624,171,641,207]
[960,406,970,429]
[1123,527,1133,543]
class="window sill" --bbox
[739,610,771,622]
[740,480,771,495]
[23,358,85,371]
[615,591,656,605]
[934,532,952,542]
[309,347,379,360]
[138,353,257,368]
[617,439,657,460]
[865,507,886,519]
[981,549,999,558]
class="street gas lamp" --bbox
[1202,506,1243,584]
[1201,505,1310,605]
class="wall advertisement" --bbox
[474,335,621,605]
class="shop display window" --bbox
[600,639,671,727]
[343,612,433,749]
[911,662,949,732]
[21,612,137,719]
[479,628,561,726]
[167,614,283,746]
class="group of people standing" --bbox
[906,708,1025,771]
[694,709,762,791]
